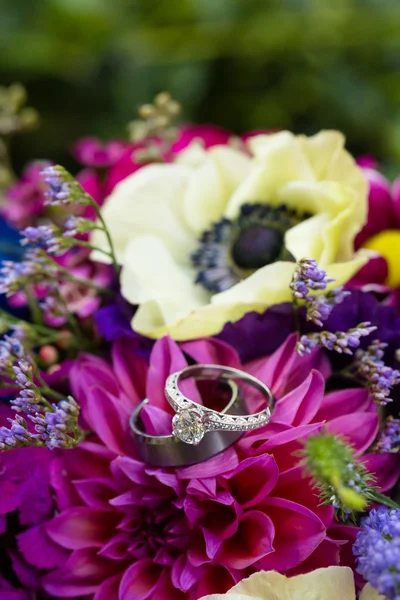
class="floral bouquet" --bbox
[0,86,400,600]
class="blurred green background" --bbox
[2,0,400,174]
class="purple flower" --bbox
[297,322,376,356]
[355,340,400,405]
[375,416,400,453]
[73,137,129,168]
[28,396,80,450]
[1,161,51,228]
[354,507,400,599]
[290,258,334,299]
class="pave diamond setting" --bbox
[165,366,273,444]
[172,409,205,445]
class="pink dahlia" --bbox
[1,161,51,228]
[15,335,398,600]
[350,165,400,297]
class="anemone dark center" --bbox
[232,225,283,270]
[191,203,310,294]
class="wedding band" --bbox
[165,364,273,445]
[130,378,246,467]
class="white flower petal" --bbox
[183,146,252,235]
[230,567,356,600]
[359,584,385,600]
[91,163,195,264]
[175,140,208,167]
[225,133,315,218]
[198,595,264,600]
[120,235,209,326]
[284,214,328,263]
[212,262,295,306]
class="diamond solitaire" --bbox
[172,409,205,445]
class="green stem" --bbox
[88,198,120,275]
[367,490,400,510]
[72,239,114,259]
[25,287,43,325]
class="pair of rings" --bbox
[130,365,273,467]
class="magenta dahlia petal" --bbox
[71,355,120,404]
[326,412,379,452]
[227,455,279,508]
[314,388,372,422]
[246,333,298,397]
[177,448,239,479]
[119,558,162,600]
[112,337,148,403]
[361,452,400,491]
[172,553,204,592]
[257,497,326,571]
[85,388,133,455]
[241,423,321,466]
[18,523,68,570]
[73,477,118,509]
[146,337,199,410]
[42,549,119,597]
[275,466,334,527]
[181,338,241,369]
[140,403,173,436]
[272,370,324,426]
[218,509,275,569]
[97,533,130,560]
[93,574,122,600]
[46,507,119,550]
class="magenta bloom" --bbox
[349,166,400,299]
[355,167,400,250]
[73,137,130,169]
[104,125,232,194]
[1,161,51,228]
[9,335,394,600]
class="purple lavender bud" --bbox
[354,508,400,599]
[375,416,400,453]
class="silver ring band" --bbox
[130,378,246,467]
[165,364,273,445]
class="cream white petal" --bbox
[120,235,209,325]
[225,134,315,218]
[91,163,195,264]
[230,567,356,600]
[212,262,295,306]
[175,140,209,167]
[284,214,328,264]
[198,595,264,600]
[359,584,385,600]
[183,146,252,235]
[298,130,346,180]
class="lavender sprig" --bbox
[41,165,119,274]
[290,258,334,298]
[0,337,82,451]
[375,416,400,453]
[354,508,400,599]
[28,396,81,450]
[354,340,400,406]
[290,258,349,326]
[296,322,376,356]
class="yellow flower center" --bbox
[362,229,400,288]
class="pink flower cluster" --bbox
[5,335,396,600]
